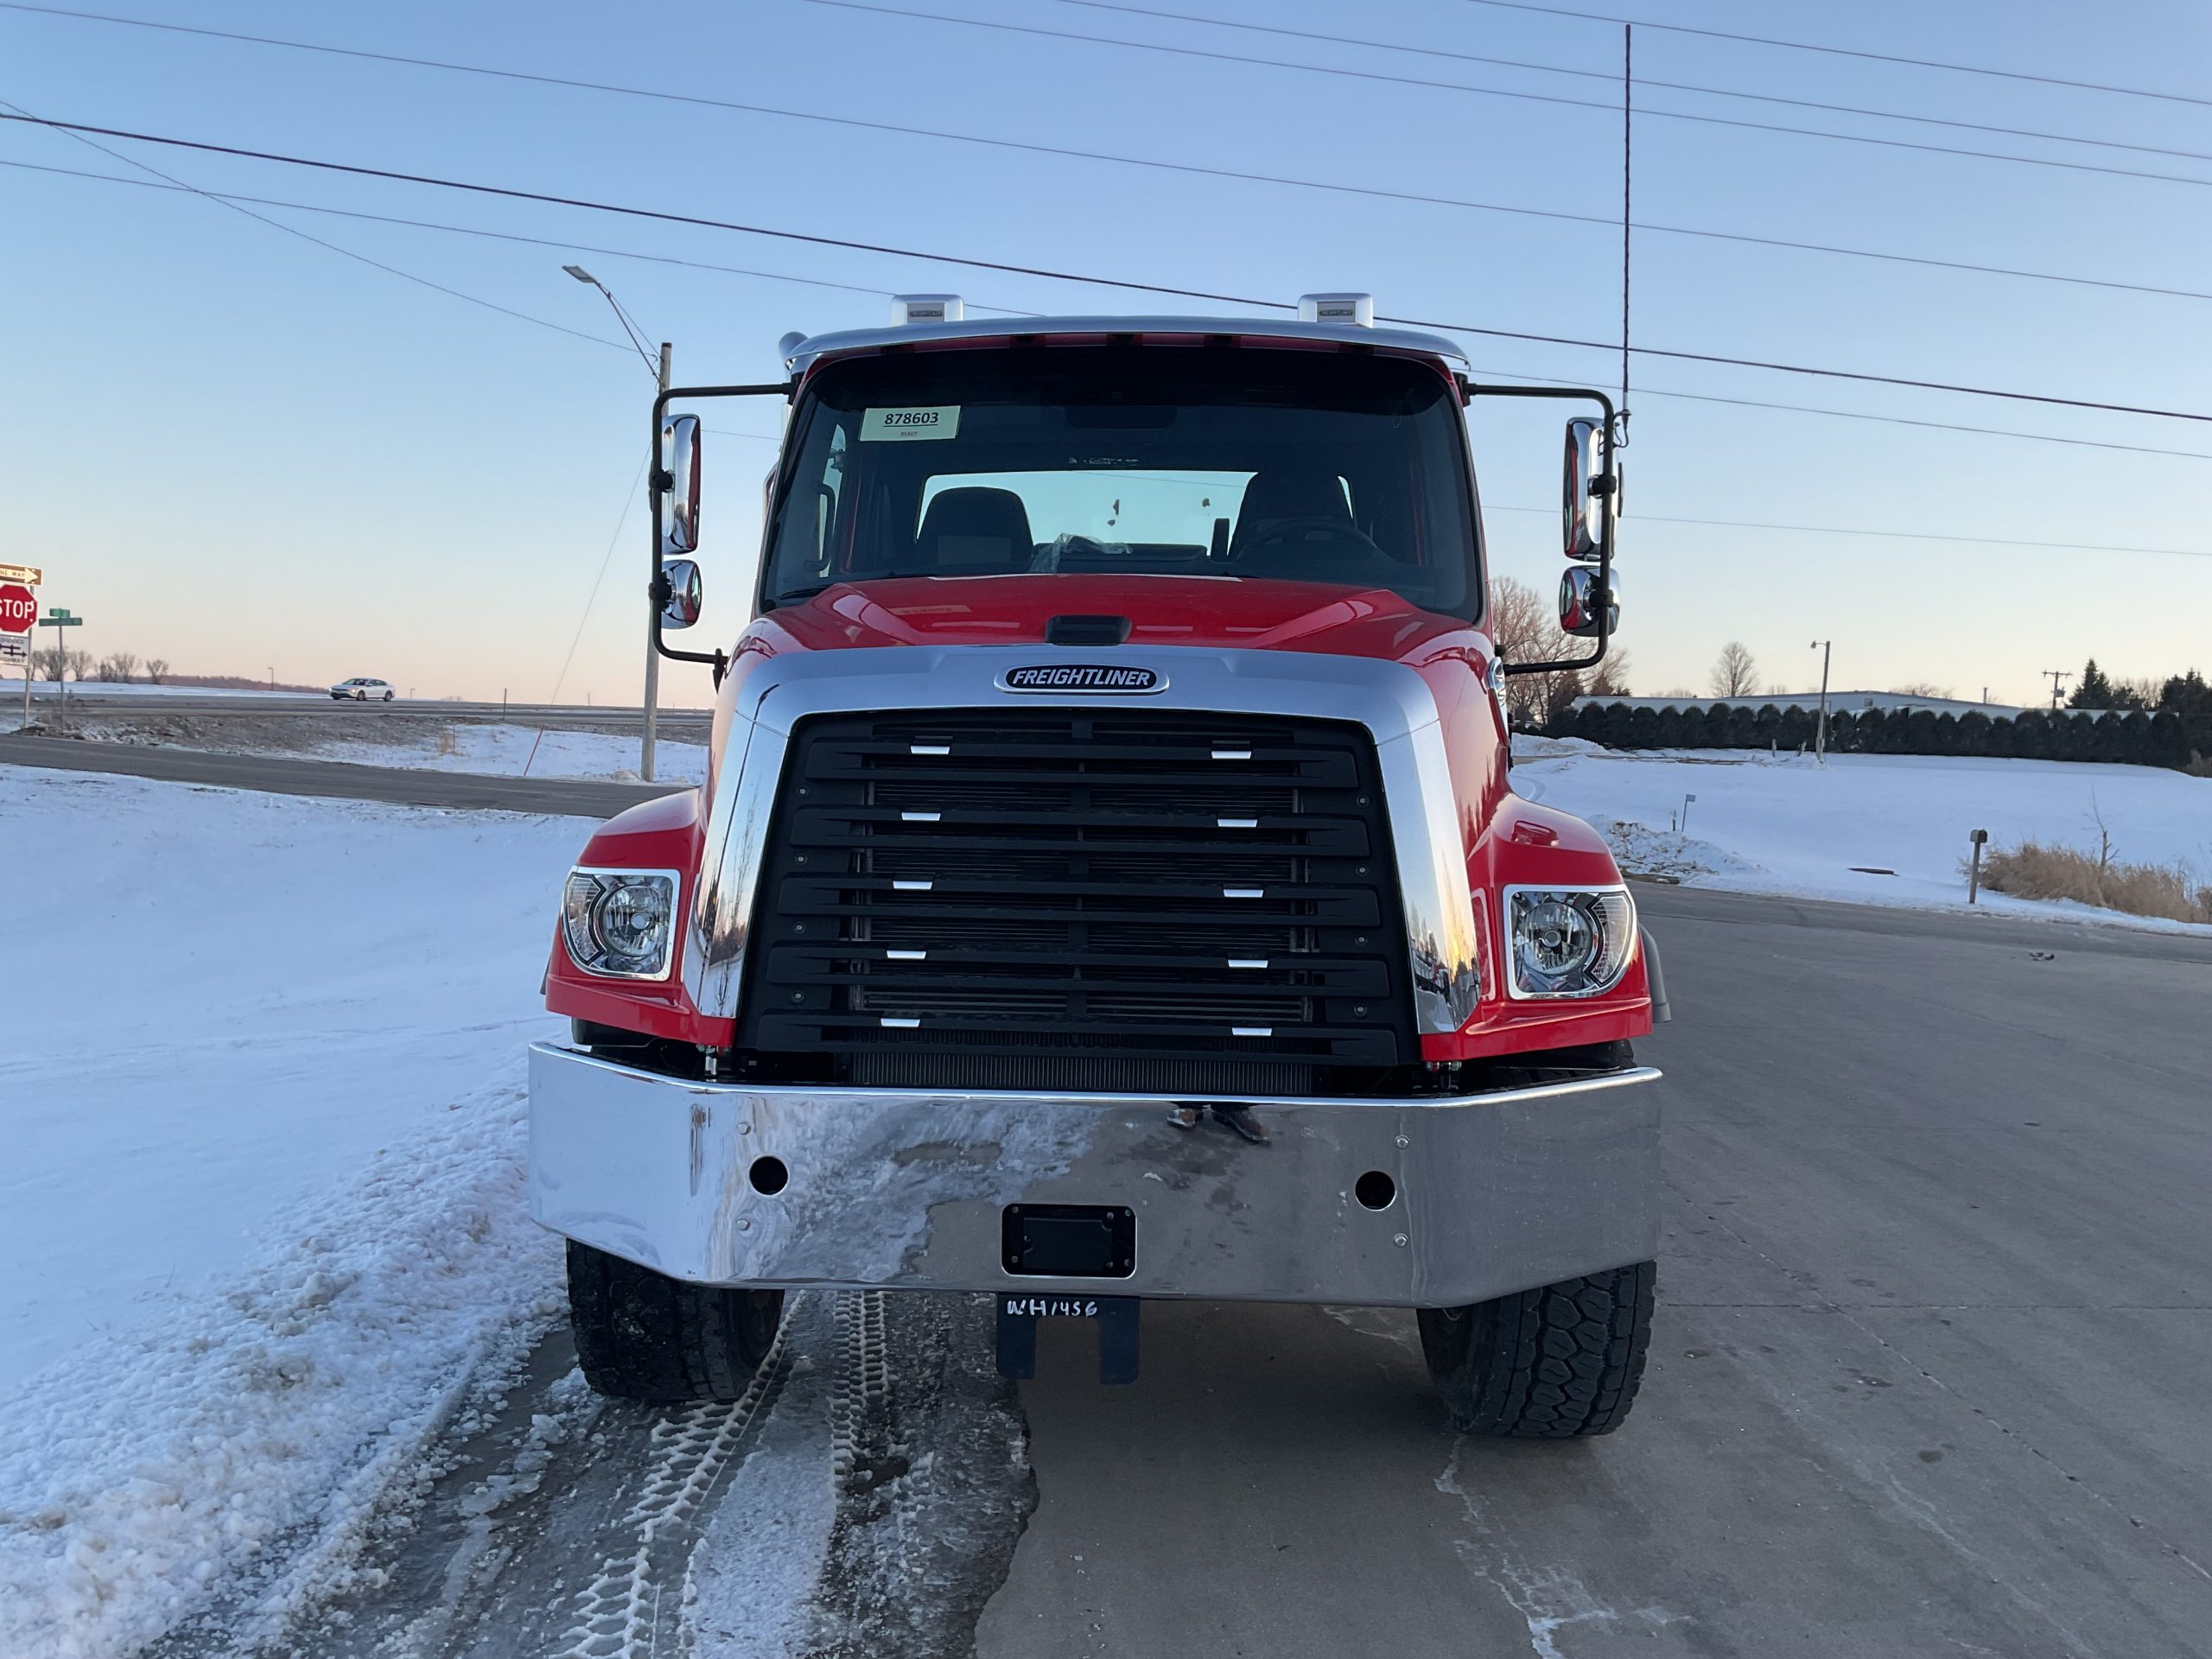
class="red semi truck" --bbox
[531,295,1666,1436]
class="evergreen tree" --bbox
[2069,658,2118,709]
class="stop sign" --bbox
[0,584,35,634]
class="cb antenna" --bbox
[1618,22,1632,449]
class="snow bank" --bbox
[1513,746,2212,929]
[326,721,710,785]
[0,770,588,1655]
[0,1070,563,1659]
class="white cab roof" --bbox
[782,315,1472,377]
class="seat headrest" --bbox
[917,486,1035,575]
[1230,469,1351,554]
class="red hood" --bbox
[752,575,1477,663]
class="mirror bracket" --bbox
[647,379,793,674]
[1465,381,1620,680]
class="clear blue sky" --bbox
[3,0,2209,706]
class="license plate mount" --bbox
[995,1292,1141,1385]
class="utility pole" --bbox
[1809,639,1832,761]
[641,340,671,783]
[2044,669,2070,710]
[563,264,666,782]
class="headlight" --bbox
[562,868,679,980]
[1503,885,1636,998]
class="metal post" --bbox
[1811,639,1832,761]
[1968,829,1988,903]
[642,340,671,783]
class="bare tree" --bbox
[31,645,68,682]
[1708,641,1760,699]
[1889,681,1954,700]
[65,647,92,682]
[1585,650,1632,699]
[145,657,170,684]
[1489,577,1579,729]
[97,652,139,682]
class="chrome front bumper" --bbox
[528,1043,1662,1308]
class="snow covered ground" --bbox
[0,769,588,1656]
[2,679,306,699]
[325,721,709,785]
[1513,740,2212,931]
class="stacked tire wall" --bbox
[1559,700,2209,772]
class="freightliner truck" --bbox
[531,293,1666,1437]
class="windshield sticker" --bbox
[861,405,961,442]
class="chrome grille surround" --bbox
[684,645,1481,1038]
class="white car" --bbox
[330,677,396,702]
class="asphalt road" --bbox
[978,885,2212,1659]
[0,733,684,817]
[228,881,2212,1659]
[12,688,715,736]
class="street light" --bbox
[564,264,673,780]
[1809,640,1832,761]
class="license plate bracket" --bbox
[1001,1203,1135,1279]
[995,1293,1141,1385]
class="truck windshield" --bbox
[760,345,1480,618]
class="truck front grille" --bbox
[734,709,1419,1092]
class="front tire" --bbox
[566,1241,784,1404]
[1418,1261,1655,1438]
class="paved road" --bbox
[232,881,2212,1658]
[0,733,684,817]
[979,884,2212,1658]
[11,689,715,735]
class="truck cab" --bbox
[532,296,1662,1436]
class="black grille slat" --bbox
[736,709,1417,1090]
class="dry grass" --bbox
[1980,839,2212,925]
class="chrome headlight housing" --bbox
[1503,885,1637,999]
[561,868,680,980]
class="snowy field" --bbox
[2,679,304,699]
[326,721,709,785]
[1515,740,2212,931]
[0,770,586,1656]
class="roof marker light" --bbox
[893,294,963,325]
[1297,292,1373,327]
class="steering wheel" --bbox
[1230,516,1385,563]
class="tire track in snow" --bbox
[550,1313,803,1659]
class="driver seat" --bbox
[1228,468,1353,561]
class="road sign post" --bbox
[38,607,82,733]
[1,572,39,730]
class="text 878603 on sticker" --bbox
[861,406,961,442]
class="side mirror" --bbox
[1560,416,1608,563]
[1558,565,1618,638]
[659,414,702,556]
[658,558,702,630]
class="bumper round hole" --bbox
[1355,1170,1396,1211]
[748,1155,789,1196]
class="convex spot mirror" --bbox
[1558,565,1619,639]
[659,558,703,630]
[1560,416,1615,563]
[659,414,702,556]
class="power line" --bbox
[1484,505,2212,560]
[6,3,2203,307]
[0,156,1031,310]
[21,154,2207,463]
[806,1,2212,191]
[8,110,2210,425]
[1058,0,2212,165]
[1449,0,2212,112]
[0,96,631,354]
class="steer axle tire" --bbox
[1417,1261,1656,1438]
[566,1241,784,1404]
